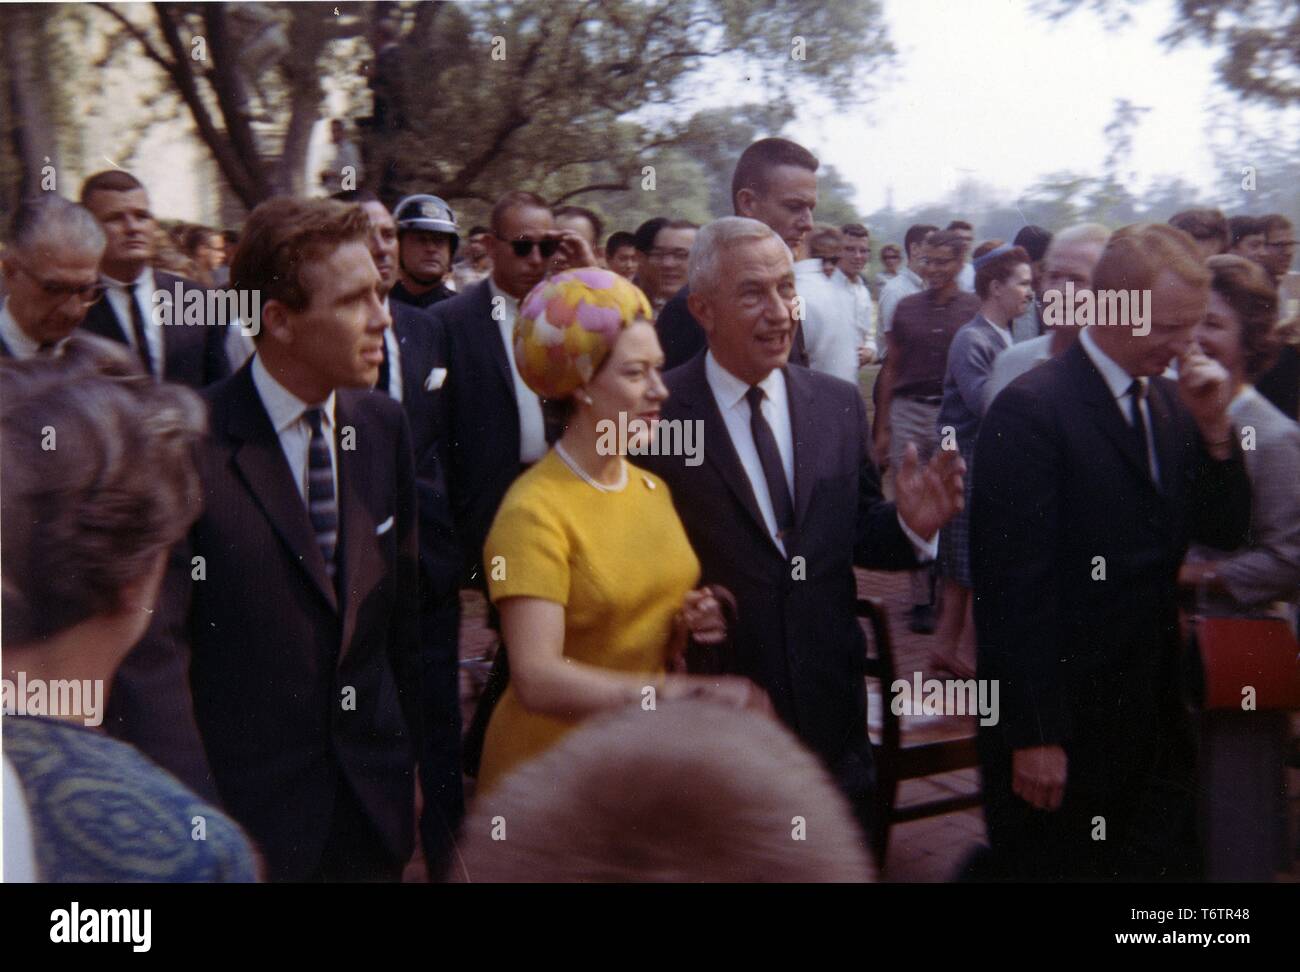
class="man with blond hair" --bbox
[973,223,1252,880]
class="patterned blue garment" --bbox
[3,715,259,882]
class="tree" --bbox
[1036,0,1300,107]
[46,0,894,217]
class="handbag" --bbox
[1186,613,1300,711]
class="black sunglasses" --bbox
[497,235,560,259]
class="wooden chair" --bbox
[858,596,982,864]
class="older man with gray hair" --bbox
[636,216,965,849]
[984,223,1111,409]
[0,196,106,359]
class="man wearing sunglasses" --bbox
[429,189,596,588]
[78,169,224,388]
[0,196,107,360]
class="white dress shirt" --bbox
[705,351,795,554]
[102,266,165,377]
[843,271,877,358]
[488,278,547,463]
[0,300,44,358]
[251,353,338,503]
[958,262,975,293]
[704,351,938,559]
[381,297,404,401]
[1079,327,1160,484]
[794,258,860,385]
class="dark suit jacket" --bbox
[636,356,917,799]
[390,301,460,603]
[80,270,229,387]
[972,340,1251,760]
[657,285,809,372]
[426,279,527,581]
[137,363,423,880]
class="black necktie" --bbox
[127,281,154,376]
[745,385,796,546]
[377,333,392,398]
[1128,379,1153,480]
[304,408,339,586]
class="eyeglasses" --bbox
[1265,239,1297,249]
[14,263,104,304]
[497,235,560,259]
[649,248,691,263]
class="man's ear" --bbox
[260,299,294,345]
[734,189,757,220]
[687,291,715,336]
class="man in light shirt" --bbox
[794,225,861,385]
[839,222,878,365]
[877,223,938,358]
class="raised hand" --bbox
[894,442,965,541]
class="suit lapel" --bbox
[475,282,516,401]
[675,355,780,553]
[334,395,383,662]
[1068,341,1160,493]
[225,365,339,612]
[784,366,818,530]
[82,292,130,345]
[1145,379,1181,494]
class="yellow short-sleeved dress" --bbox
[476,449,700,792]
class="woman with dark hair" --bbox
[1,336,259,881]
[932,241,1033,678]
[1180,254,1299,881]
[476,269,770,792]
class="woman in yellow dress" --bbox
[476,268,770,791]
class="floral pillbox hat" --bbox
[514,268,653,399]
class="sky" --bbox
[696,0,1243,213]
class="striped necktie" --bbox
[304,407,338,583]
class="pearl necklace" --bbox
[554,442,627,493]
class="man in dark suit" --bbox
[428,189,595,583]
[657,138,815,371]
[346,190,464,878]
[638,216,965,840]
[78,170,227,387]
[137,198,424,881]
[972,223,1252,881]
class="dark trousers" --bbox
[313,780,404,882]
[418,590,465,880]
[979,702,1199,882]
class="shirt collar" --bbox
[102,265,154,293]
[487,278,520,316]
[1079,326,1138,401]
[793,257,824,273]
[704,350,785,412]
[251,353,336,434]
[0,300,41,358]
[902,266,924,288]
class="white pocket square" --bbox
[375,515,395,536]
[425,367,447,392]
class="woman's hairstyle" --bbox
[456,700,875,882]
[514,267,652,399]
[1205,254,1281,380]
[1,335,207,645]
[972,240,1031,299]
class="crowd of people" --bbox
[1,134,1296,883]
